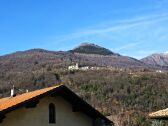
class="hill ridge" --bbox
[69,42,119,56]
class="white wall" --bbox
[0,96,93,126]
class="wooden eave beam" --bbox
[25,100,40,108]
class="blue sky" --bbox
[0,0,168,59]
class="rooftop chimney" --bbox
[11,85,16,97]
[26,89,29,93]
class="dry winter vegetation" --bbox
[0,48,167,126]
[0,62,167,125]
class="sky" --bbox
[0,0,168,59]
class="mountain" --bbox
[0,43,148,71]
[69,43,119,56]
[141,52,168,66]
[68,43,147,68]
[0,43,150,96]
[0,44,167,126]
[0,43,154,96]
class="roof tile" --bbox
[149,108,168,118]
[0,85,60,111]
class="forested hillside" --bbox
[0,45,167,126]
[0,59,167,125]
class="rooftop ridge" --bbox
[0,84,62,111]
[149,108,168,118]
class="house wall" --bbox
[0,96,93,126]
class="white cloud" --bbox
[50,12,168,44]
[114,42,142,51]
[41,10,168,59]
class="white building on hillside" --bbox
[68,63,79,70]
[80,66,89,71]
[156,70,163,73]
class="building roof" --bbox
[149,108,168,119]
[0,85,59,111]
[0,85,112,124]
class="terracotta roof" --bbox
[149,108,168,119]
[0,85,60,112]
[0,85,113,124]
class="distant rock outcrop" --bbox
[141,52,168,66]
